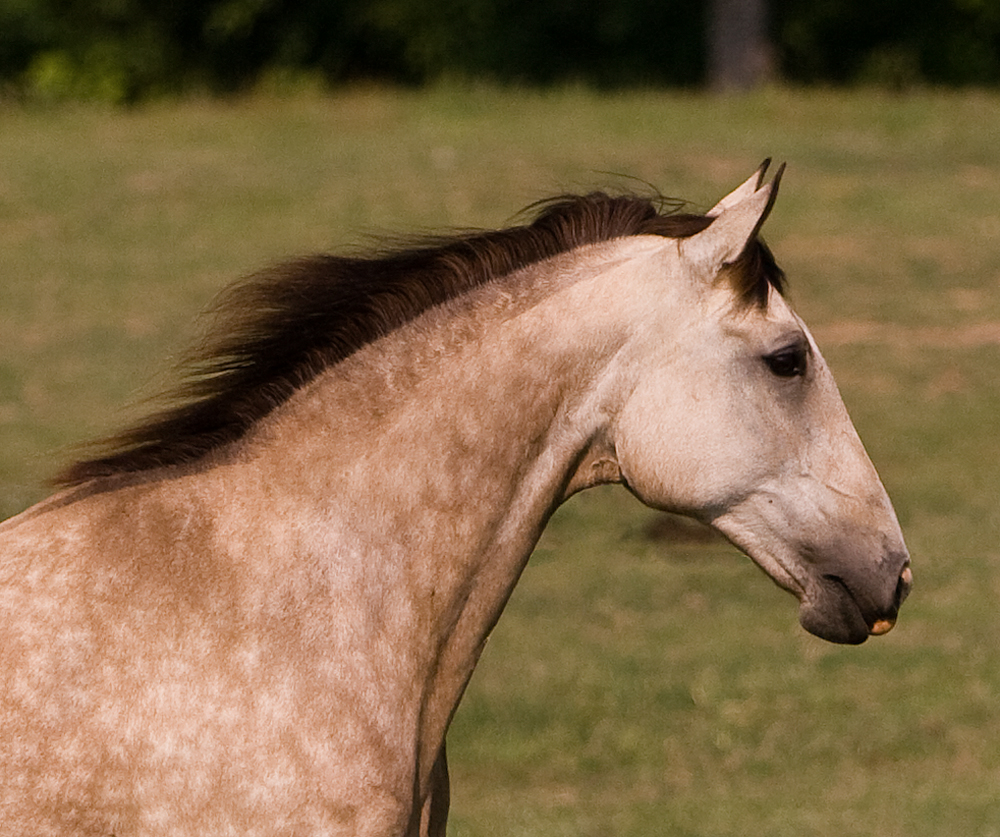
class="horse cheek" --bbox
[615,396,714,514]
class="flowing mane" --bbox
[55,192,785,487]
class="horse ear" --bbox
[682,162,784,274]
[706,159,771,217]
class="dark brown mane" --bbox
[55,192,784,487]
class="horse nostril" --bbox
[895,565,913,608]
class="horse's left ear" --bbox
[681,161,784,275]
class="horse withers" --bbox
[0,162,910,836]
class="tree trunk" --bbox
[707,0,771,91]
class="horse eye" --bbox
[764,347,807,378]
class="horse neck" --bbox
[239,236,671,774]
[253,239,669,553]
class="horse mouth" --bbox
[798,569,910,645]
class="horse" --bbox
[0,162,910,836]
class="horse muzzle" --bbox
[798,557,912,645]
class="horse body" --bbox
[0,165,910,835]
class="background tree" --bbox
[708,0,771,91]
[2,0,1000,101]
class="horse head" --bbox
[613,163,911,644]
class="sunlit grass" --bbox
[2,86,1000,835]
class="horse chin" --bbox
[797,581,872,645]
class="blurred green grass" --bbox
[3,86,1000,835]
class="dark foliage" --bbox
[4,1,999,101]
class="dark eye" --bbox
[764,345,808,378]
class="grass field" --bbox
[3,86,1000,835]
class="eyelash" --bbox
[763,346,808,378]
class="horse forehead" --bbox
[764,291,827,355]
[764,289,803,330]
[726,285,802,335]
